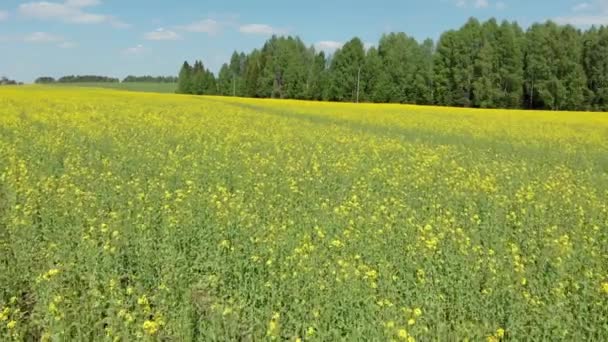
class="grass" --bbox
[49,82,178,93]
[0,86,607,341]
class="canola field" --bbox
[1,86,607,341]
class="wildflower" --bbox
[266,312,281,337]
[142,320,159,335]
[0,307,9,321]
[408,318,416,325]
[398,329,408,340]
[413,308,423,317]
[496,328,505,338]
[42,268,60,280]
[137,295,149,306]
[601,282,608,294]
[7,320,17,329]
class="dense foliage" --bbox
[178,18,608,111]
[1,87,607,340]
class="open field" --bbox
[1,87,607,341]
[48,82,178,94]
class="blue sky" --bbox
[1,0,607,82]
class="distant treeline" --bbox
[177,17,608,111]
[35,75,177,84]
[36,75,119,84]
[122,75,178,83]
[0,77,22,85]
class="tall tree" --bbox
[524,22,587,110]
[217,64,232,96]
[377,32,424,103]
[412,38,435,105]
[327,37,366,102]
[582,26,608,110]
[177,61,193,94]
[191,61,205,95]
[361,46,388,102]
[244,49,263,97]
[305,51,327,100]
[473,20,524,108]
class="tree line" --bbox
[35,75,178,84]
[177,18,608,111]
[122,75,178,83]
[35,75,120,84]
[0,77,23,85]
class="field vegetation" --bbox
[0,87,607,340]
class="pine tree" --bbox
[177,61,193,94]
[217,64,232,96]
[191,61,205,95]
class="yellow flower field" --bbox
[0,86,607,340]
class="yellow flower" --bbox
[125,313,134,323]
[408,318,416,326]
[0,307,9,321]
[42,268,60,280]
[142,320,159,335]
[496,328,505,338]
[397,329,408,340]
[413,308,422,317]
[267,312,280,337]
[137,295,149,306]
[7,320,17,329]
[601,282,608,294]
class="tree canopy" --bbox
[172,17,606,111]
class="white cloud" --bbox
[24,31,64,43]
[0,10,8,21]
[178,19,222,35]
[18,1,128,27]
[556,0,608,26]
[123,44,145,55]
[475,0,489,8]
[555,14,608,26]
[315,40,343,51]
[64,0,101,6]
[239,23,288,35]
[144,28,182,41]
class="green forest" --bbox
[177,18,608,111]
